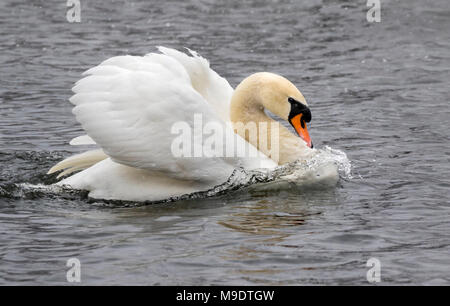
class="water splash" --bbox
[174,145,353,202]
[1,146,352,205]
[320,146,353,179]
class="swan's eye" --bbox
[288,98,311,123]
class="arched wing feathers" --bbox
[69,48,252,181]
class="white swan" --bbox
[49,47,320,201]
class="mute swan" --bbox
[49,47,319,201]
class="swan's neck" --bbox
[230,82,312,165]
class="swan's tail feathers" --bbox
[48,149,108,178]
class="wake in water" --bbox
[2,146,352,206]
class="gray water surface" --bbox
[1,0,449,285]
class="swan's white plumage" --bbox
[56,47,277,201]
[158,47,233,122]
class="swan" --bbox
[48,47,324,202]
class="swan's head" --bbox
[238,72,313,148]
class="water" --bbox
[1,0,449,285]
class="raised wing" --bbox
[68,47,233,146]
[69,48,274,181]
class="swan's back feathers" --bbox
[157,47,233,122]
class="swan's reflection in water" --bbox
[214,188,338,282]
[90,186,339,285]
[217,184,332,237]
[218,200,316,236]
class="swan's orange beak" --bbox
[290,113,313,148]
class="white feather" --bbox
[48,149,108,177]
[54,47,276,201]
[69,135,96,146]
